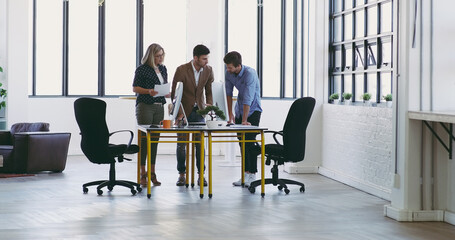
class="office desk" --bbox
[408,111,455,159]
[137,125,267,198]
[137,125,203,199]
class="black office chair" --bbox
[74,97,142,196]
[248,97,316,195]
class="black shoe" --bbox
[197,176,208,187]
[176,176,185,186]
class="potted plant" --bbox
[197,105,227,128]
[383,94,392,108]
[342,92,352,105]
[361,93,372,106]
[329,93,340,105]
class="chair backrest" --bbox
[283,97,316,162]
[11,122,49,134]
[74,98,113,164]
[10,122,50,143]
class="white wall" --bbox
[321,104,393,200]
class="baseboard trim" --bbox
[445,210,455,225]
[384,205,447,222]
[318,167,391,200]
[283,164,319,173]
[384,205,413,221]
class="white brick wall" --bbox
[320,104,393,200]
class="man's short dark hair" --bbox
[193,44,210,57]
[223,51,242,67]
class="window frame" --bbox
[329,0,394,104]
[226,0,307,99]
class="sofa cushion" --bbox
[10,122,50,135]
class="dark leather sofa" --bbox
[0,122,71,173]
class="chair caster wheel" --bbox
[284,188,290,194]
[131,189,137,195]
[200,194,204,199]
[97,189,103,195]
[83,187,88,193]
[108,186,113,191]
[137,187,142,193]
[300,186,305,192]
[278,186,283,191]
[209,194,212,198]
[191,184,195,188]
[248,186,255,193]
[147,194,151,199]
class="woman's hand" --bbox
[148,89,158,96]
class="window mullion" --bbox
[98,2,105,96]
[136,0,143,68]
[62,0,69,96]
[280,0,286,98]
[257,0,263,97]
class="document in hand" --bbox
[154,83,171,97]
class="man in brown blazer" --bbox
[171,44,214,187]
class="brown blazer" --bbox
[171,61,214,118]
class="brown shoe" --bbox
[140,172,147,186]
[151,172,161,186]
[176,176,185,186]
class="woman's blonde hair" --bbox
[141,43,165,68]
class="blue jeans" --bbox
[176,107,205,174]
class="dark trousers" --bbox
[176,107,205,174]
[235,111,261,173]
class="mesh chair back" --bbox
[74,98,113,164]
[282,97,316,162]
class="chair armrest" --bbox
[109,130,134,148]
[264,130,283,145]
[0,131,12,145]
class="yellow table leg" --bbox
[208,132,212,198]
[241,132,245,187]
[199,131,205,198]
[137,130,141,185]
[261,131,265,197]
[185,133,190,188]
[146,131,152,199]
[191,133,195,188]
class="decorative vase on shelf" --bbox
[361,93,372,107]
[386,101,392,108]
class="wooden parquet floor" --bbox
[1,155,454,240]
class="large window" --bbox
[329,0,394,103]
[68,0,98,95]
[143,0,187,80]
[31,0,187,97]
[34,0,63,95]
[105,1,136,96]
[227,0,307,99]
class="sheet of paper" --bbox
[154,83,170,97]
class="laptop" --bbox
[188,122,206,126]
